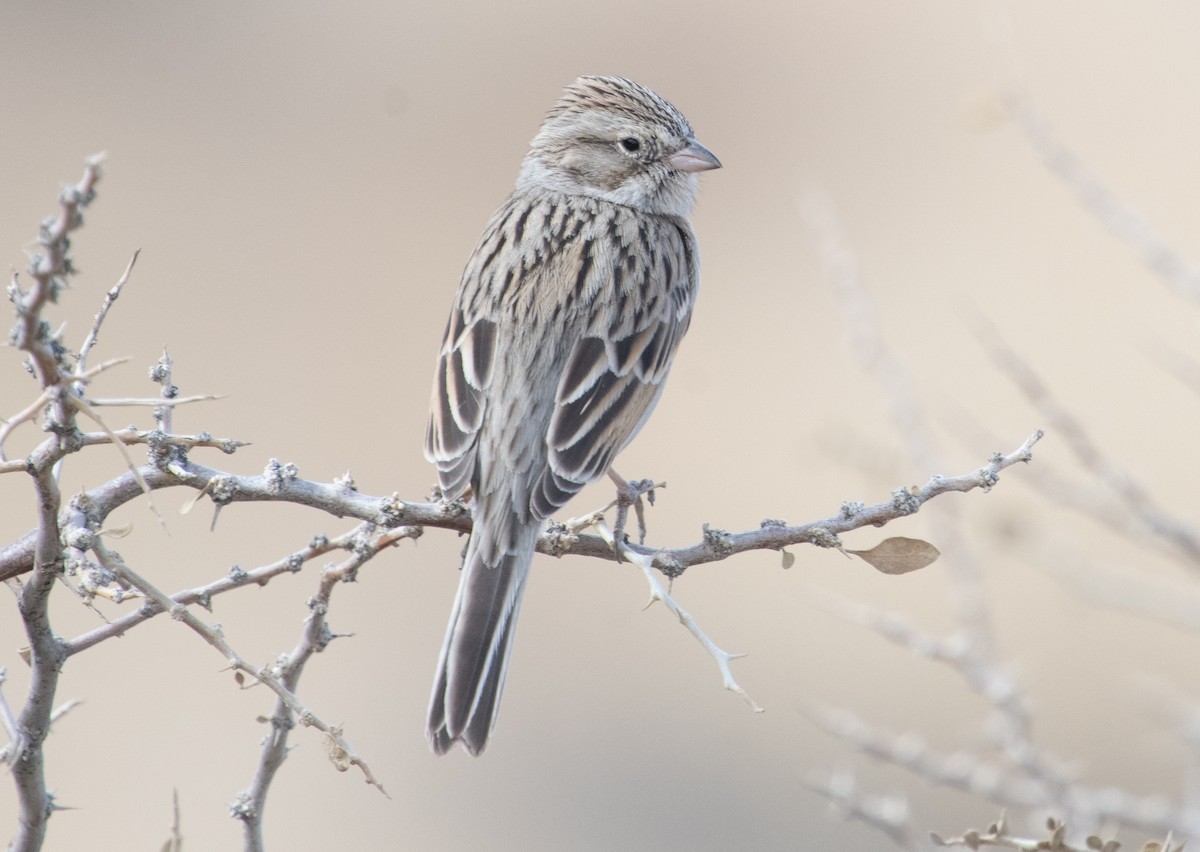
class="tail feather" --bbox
[427,516,538,755]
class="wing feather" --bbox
[530,219,696,519]
[428,198,698,522]
[425,311,497,501]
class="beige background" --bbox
[2,1,1200,849]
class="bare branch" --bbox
[0,431,1041,589]
[90,539,389,798]
[931,813,1165,852]
[1006,89,1200,305]
[6,155,103,852]
[160,789,183,852]
[809,589,1074,796]
[76,427,250,454]
[83,393,222,408]
[148,348,174,433]
[0,671,79,769]
[804,774,921,852]
[0,358,133,467]
[801,189,1058,840]
[233,526,414,848]
[69,395,163,528]
[0,390,52,464]
[76,249,139,376]
[970,309,1200,567]
[0,669,24,767]
[588,513,760,712]
[63,523,413,656]
[814,708,1200,839]
[11,155,104,389]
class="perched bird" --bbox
[425,76,720,755]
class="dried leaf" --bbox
[848,537,940,575]
[324,732,351,772]
[780,549,795,570]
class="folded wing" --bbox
[425,307,497,501]
[533,314,687,519]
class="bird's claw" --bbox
[606,472,662,556]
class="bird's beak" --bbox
[664,139,722,173]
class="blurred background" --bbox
[3,1,1200,848]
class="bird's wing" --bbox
[532,224,696,520]
[425,303,497,502]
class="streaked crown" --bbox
[544,76,695,141]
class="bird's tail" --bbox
[427,506,541,755]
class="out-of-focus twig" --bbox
[969,309,1200,568]
[1005,90,1200,305]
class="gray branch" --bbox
[5,156,103,852]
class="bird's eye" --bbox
[619,137,641,153]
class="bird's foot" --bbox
[606,469,663,555]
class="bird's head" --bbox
[518,75,720,217]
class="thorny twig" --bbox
[90,539,391,796]
[7,154,105,852]
[232,525,418,849]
